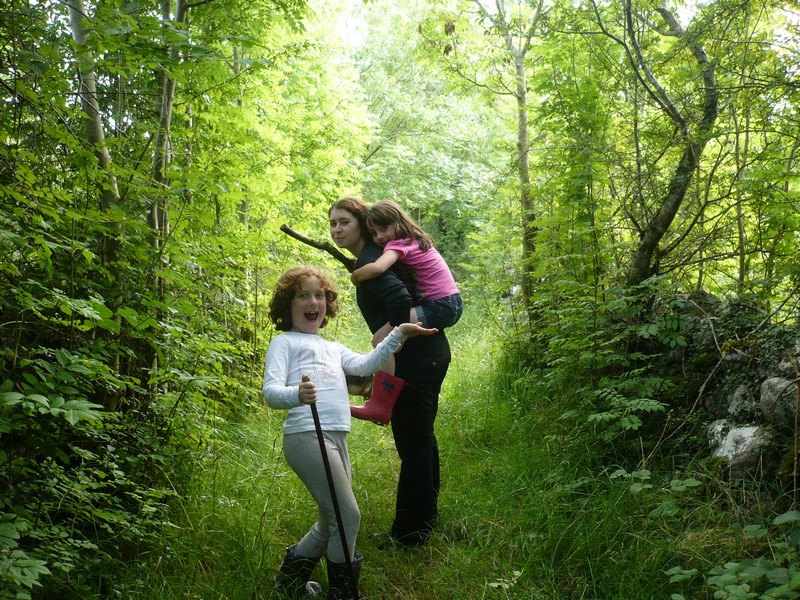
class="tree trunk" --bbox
[149,0,188,242]
[733,105,749,292]
[474,0,543,319]
[67,0,122,265]
[624,6,719,287]
[146,0,188,398]
[626,140,706,286]
[512,48,536,316]
[67,0,124,384]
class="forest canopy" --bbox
[1,0,799,597]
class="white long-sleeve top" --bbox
[263,328,406,435]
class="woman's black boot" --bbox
[275,544,324,598]
[325,552,364,599]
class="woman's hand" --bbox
[397,322,438,338]
[298,374,318,404]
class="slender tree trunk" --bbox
[623,6,719,287]
[734,105,749,292]
[233,46,250,227]
[512,49,536,316]
[67,0,123,384]
[150,0,187,241]
[67,0,122,265]
[147,0,188,398]
[790,141,800,324]
[474,0,543,321]
[627,139,707,286]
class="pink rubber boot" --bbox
[350,371,406,426]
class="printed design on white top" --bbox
[303,343,339,387]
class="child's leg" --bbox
[413,295,461,331]
[351,323,409,424]
[373,308,420,377]
[284,431,360,562]
[371,322,395,376]
[411,303,432,328]
[382,355,396,376]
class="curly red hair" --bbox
[268,266,339,332]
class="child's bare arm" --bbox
[350,250,401,285]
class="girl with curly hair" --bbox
[263,266,435,599]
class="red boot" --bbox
[350,371,406,426]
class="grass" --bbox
[111,314,782,599]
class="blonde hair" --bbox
[268,266,338,332]
[364,200,433,252]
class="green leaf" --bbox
[0,523,21,543]
[618,414,643,430]
[629,482,653,494]
[665,566,697,584]
[59,399,104,425]
[742,524,768,539]
[96,318,120,332]
[26,394,50,407]
[787,526,800,546]
[649,500,679,518]
[0,391,25,406]
[670,478,702,492]
[773,510,800,526]
[767,570,800,595]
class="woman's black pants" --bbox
[390,332,451,546]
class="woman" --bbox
[328,196,452,548]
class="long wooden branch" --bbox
[280,224,356,272]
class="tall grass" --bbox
[112,308,787,599]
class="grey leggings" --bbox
[283,430,360,563]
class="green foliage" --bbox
[1,0,367,595]
[2,0,800,597]
[0,510,50,600]
[588,372,669,439]
[0,340,176,597]
[354,1,511,277]
[690,510,800,600]
[637,313,689,349]
[94,298,793,600]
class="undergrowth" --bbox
[111,307,800,599]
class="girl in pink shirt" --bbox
[351,200,463,375]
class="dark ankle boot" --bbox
[326,552,364,599]
[350,371,406,426]
[275,544,323,598]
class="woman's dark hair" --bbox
[365,200,434,252]
[268,266,338,332]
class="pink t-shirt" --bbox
[385,238,459,301]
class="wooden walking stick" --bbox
[304,375,359,599]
